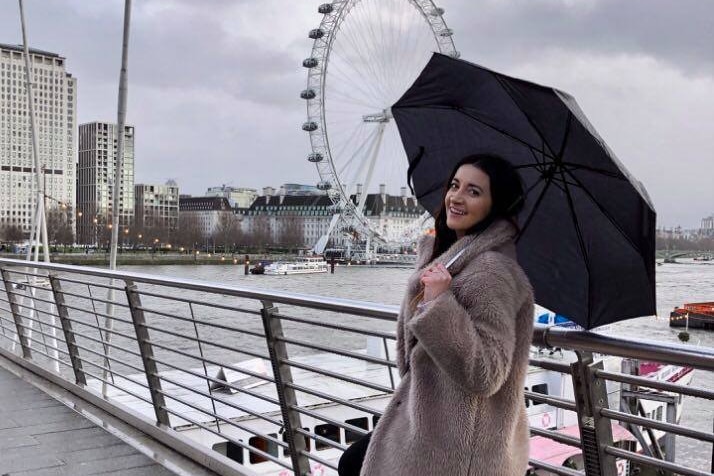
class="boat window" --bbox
[655,407,663,421]
[314,423,340,450]
[372,415,380,428]
[248,433,279,464]
[345,417,369,444]
[531,383,548,405]
[524,386,530,407]
[212,439,244,464]
[282,428,311,457]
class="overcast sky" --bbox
[2,0,712,227]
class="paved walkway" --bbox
[0,366,177,476]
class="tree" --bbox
[176,213,203,251]
[1,225,25,243]
[244,215,272,251]
[46,206,75,247]
[277,217,304,250]
[212,212,241,253]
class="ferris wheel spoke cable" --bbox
[336,21,391,105]
[342,128,381,194]
[335,123,375,175]
[330,47,385,109]
[347,7,395,104]
[327,61,384,110]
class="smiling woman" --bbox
[339,154,535,476]
[445,164,493,238]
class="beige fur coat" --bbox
[360,220,534,476]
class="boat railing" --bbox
[0,257,712,476]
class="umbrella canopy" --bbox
[392,53,656,329]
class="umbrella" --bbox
[392,53,656,330]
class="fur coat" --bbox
[360,220,534,476]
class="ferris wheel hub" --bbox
[362,108,392,123]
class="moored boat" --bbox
[669,302,714,330]
[263,256,328,275]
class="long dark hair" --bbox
[428,154,525,263]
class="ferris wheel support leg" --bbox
[356,121,387,214]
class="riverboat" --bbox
[263,256,328,275]
[669,302,714,330]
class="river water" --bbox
[116,259,713,470]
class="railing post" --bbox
[48,273,86,385]
[571,351,617,476]
[125,280,170,426]
[1,268,32,359]
[260,300,311,476]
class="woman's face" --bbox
[445,164,493,238]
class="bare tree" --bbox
[1,225,25,243]
[176,213,203,251]
[46,206,74,247]
[213,212,241,253]
[245,215,272,251]
[277,217,304,249]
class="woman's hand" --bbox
[420,263,452,302]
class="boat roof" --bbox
[529,423,635,466]
[87,351,394,428]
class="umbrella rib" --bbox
[561,162,627,180]
[492,74,559,161]
[557,166,593,328]
[562,167,646,256]
[516,173,553,242]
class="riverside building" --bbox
[0,43,77,234]
[76,122,135,245]
[134,181,179,236]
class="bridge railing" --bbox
[0,257,712,476]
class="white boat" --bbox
[263,256,328,275]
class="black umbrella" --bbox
[392,53,656,330]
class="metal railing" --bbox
[0,257,712,476]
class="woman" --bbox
[341,154,535,476]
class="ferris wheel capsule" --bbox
[308,28,325,39]
[439,28,454,37]
[318,3,333,14]
[430,7,445,15]
[303,57,319,68]
[308,152,324,163]
[317,181,332,191]
[302,121,318,132]
[300,89,317,100]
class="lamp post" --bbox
[93,217,99,249]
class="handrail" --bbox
[0,257,712,476]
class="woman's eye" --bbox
[469,189,479,196]
[449,182,458,189]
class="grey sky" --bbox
[2,0,712,227]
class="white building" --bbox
[241,194,335,246]
[135,181,179,234]
[76,122,135,245]
[205,185,257,208]
[179,196,233,238]
[240,185,424,248]
[356,185,425,243]
[0,43,77,235]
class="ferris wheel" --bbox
[301,0,458,247]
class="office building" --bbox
[0,43,77,235]
[76,122,135,245]
[134,180,179,238]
